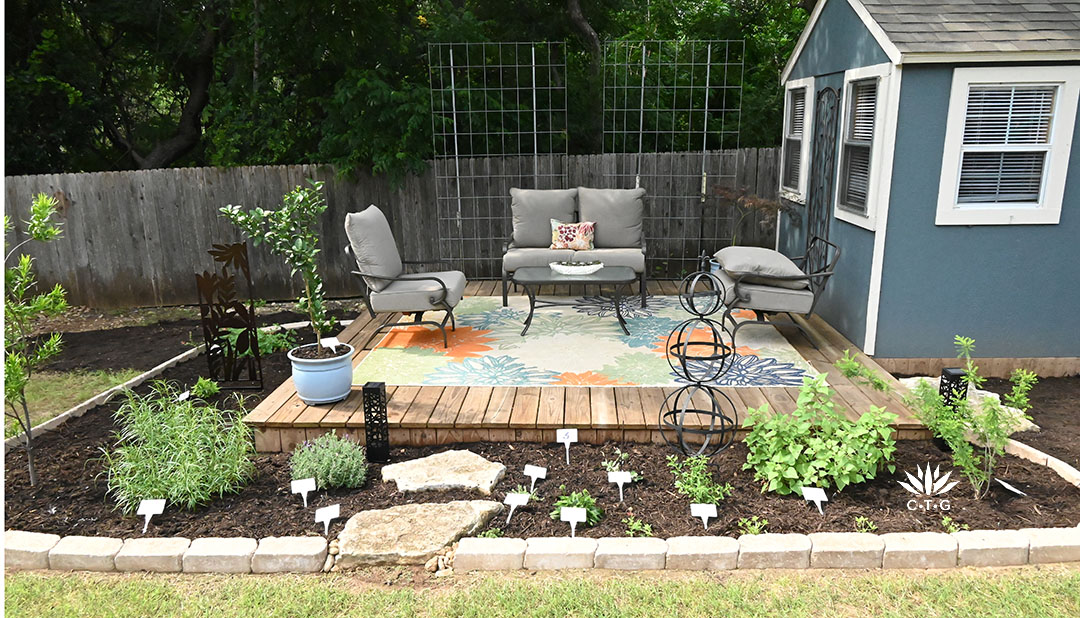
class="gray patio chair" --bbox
[344,205,466,348]
[713,236,840,349]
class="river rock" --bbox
[381,450,506,494]
[336,500,502,568]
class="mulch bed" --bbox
[7,345,1080,540]
[983,376,1080,470]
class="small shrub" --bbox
[290,431,368,489]
[100,382,255,513]
[223,327,297,357]
[854,516,878,534]
[600,447,643,482]
[737,516,768,535]
[743,374,897,495]
[191,377,220,399]
[478,528,503,538]
[941,515,969,534]
[834,350,891,392]
[549,486,603,526]
[666,455,733,505]
[622,511,653,537]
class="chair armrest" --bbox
[349,270,451,305]
[502,237,516,253]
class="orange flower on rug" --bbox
[552,371,632,386]
[377,325,495,359]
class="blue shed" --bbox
[776,0,1080,375]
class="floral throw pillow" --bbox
[550,219,595,250]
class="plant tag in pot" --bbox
[556,428,578,465]
[608,471,633,503]
[523,465,547,493]
[503,492,530,525]
[320,337,341,349]
[800,486,828,515]
[561,506,587,538]
[137,499,166,534]
[315,504,340,536]
[690,503,717,530]
[292,477,317,508]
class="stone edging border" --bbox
[3,319,353,453]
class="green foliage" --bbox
[190,377,220,400]
[854,516,878,534]
[622,512,654,537]
[1003,369,1038,413]
[289,431,369,490]
[221,181,336,351]
[954,335,986,389]
[478,527,503,538]
[737,516,768,535]
[549,487,603,527]
[511,484,540,502]
[666,455,733,505]
[223,327,297,357]
[941,515,969,534]
[600,448,643,482]
[835,350,892,392]
[743,375,898,495]
[100,382,255,513]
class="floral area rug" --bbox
[352,295,818,387]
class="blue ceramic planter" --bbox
[288,343,354,404]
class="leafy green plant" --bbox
[666,455,733,505]
[100,382,255,513]
[549,486,603,527]
[190,377,220,399]
[478,528,503,539]
[941,515,969,534]
[834,350,892,392]
[622,511,654,537]
[4,193,68,486]
[954,335,986,390]
[601,448,643,482]
[1003,369,1038,413]
[854,516,878,534]
[290,431,368,490]
[220,181,336,356]
[743,375,897,495]
[511,484,540,501]
[223,326,297,357]
[737,516,768,535]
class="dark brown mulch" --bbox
[7,344,1080,539]
[983,376,1080,470]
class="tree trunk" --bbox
[21,400,38,486]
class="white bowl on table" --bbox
[549,261,604,276]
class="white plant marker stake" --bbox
[291,477,317,508]
[503,493,530,525]
[800,486,828,515]
[995,478,1028,496]
[315,504,340,536]
[176,390,190,402]
[608,471,633,503]
[137,499,166,534]
[320,336,341,348]
[561,506,587,538]
[556,428,578,465]
[690,503,717,530]
[523,465,547,493]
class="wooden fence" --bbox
[4,149,780,307]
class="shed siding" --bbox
[788,0,889,81]
[875,64,1080,359]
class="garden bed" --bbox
[984,376,1080,469]
[6,341,1079,540]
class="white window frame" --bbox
[833,63,896,231]
[780,76,814,203]
[936,66,1080,225]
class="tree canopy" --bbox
[5,0,809,178]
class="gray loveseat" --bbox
[501,187,647,307]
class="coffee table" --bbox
[512,265,639,336]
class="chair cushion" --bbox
[577,187,645,248]
[571,248,645,272]
[345,206,403,292]
[368,270,466,313]
[713,246,809,290]
[715,270,815,314]
[503,248,575,272]
[550,219,595,250]
[511,188,578,248]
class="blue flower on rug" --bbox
[619,316,683,349]
[573,295,658,320]
[457,307,527,330]
[426,355,560,386]
[677,354,808,387]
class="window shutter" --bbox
[789,89,805,138]
[783,88,806,190]
[963,86,1054,145]
[842,146,872,208]
[840,80,877,212]
[958,152,1046,203]
[849,81,877,141]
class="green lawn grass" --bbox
[6,567,1080,618]
[5,369,142,437]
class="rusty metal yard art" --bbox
[195,243,263,389]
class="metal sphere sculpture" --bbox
[658,270,740,457]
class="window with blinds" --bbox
[956,85,1056,204]
[782,87,806,190]
[839,79,877,213]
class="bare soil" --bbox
[983,376,1080,469]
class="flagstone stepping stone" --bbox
[335,500,502,568]
[381,450,506,495]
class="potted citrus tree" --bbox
[221,180,352,404]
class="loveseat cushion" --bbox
[571,249,645,272]
[511,188,578,248]
[345,205,403,292]
[368,271,466,313]
[714,270,814,314]
[713,246,809,290]
[503,248,575,272]
[577,187,645,248]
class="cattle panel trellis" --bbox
[3,151,780,308]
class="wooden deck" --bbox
[244,280,928,452]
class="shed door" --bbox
[806,86,840,262]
